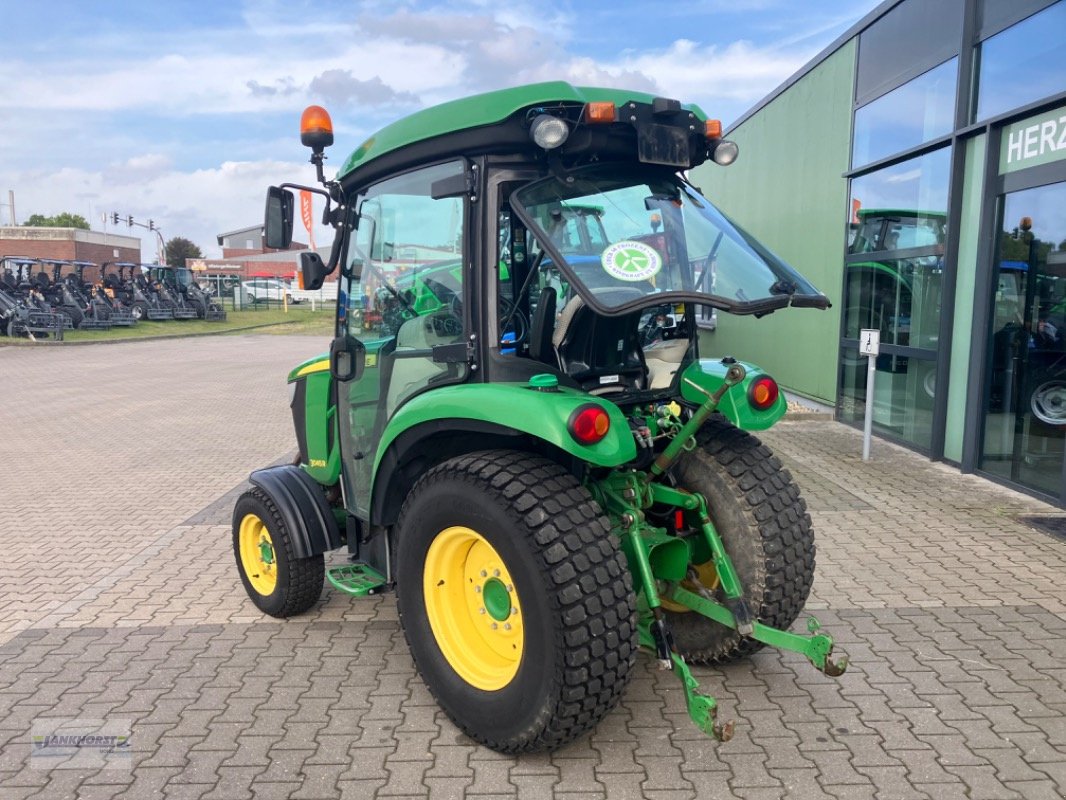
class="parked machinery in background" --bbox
[50,259,112,330]
[103,262,163,322]
[144,265,197,320]
[0,256,72,338]
[131,266,176,322]
[31,259,88,329]
[72,260,135,327]
[149,265,226,321]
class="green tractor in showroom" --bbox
[233,82,846,753]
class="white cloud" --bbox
[0,0,878,264]
[6,158,331,260]
[308,71,419,108]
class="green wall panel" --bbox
[692,40,855,403]
[944,133,987,463]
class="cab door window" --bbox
[337,159,467,515]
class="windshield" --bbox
[510,164,826,316]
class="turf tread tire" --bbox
[666,416,815,664]
[232,487,324,618]
[395,450,637,754]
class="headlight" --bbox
[712,140,739,166]
[530,114,570,150]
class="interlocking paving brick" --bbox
[3,339,1066,797]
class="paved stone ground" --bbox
[2,335,1066,799]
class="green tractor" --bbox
[233,83,846,753]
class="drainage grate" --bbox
[1015,515,1066,542]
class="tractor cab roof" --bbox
[337,82,714,189]
[3,256,39,267]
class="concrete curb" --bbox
[0,319,298,347]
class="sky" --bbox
[0,0,882,260]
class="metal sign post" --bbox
[860,329,880,461]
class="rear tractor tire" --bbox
[665,417,815,664]
[395,450,637,753]
[232,487,324,617]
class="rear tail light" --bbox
[748,376,779,411]
[568,404,611,445]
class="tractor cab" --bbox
[236,83,844,753]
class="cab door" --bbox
[334,160,470,518]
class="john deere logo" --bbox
[601,241,662,282]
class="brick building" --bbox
[207,224,333,283]
[0,226,140,264]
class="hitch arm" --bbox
[665,585,848,676]
[637,621,735,741]
[647,363,746,480]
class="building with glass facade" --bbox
[693,0,1066,503]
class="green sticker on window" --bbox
[601,240,662,282]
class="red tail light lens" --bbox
[748,376,779,411]
[568,404,611,445]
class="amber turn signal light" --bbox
[585,102,617,124]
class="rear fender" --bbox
[370,382,638,525]
[680,359,786,430]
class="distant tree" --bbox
[166,237,204,268]
[23,212,90,229]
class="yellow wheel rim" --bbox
[660,559,720,613]
[238,513,278,596]
[423,526,524,691]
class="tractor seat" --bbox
[552,294,647,395]
[36,272,50,290]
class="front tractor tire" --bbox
[395,451,637,754]
[232,487,324,617]
[666,417,815,664]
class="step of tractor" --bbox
[326,563,387,596]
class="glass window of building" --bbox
[973,1,1066,122]
[848,147,952,237]
[980,181,1066,497]
[977,0,1059,41]
[839,147,952,452]
[853,58,958,168]
[855,0,963,105]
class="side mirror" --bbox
[298,251,330,291]
[264,187,294,250]
[330,334,366,382]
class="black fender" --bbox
[249,465,342,558]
